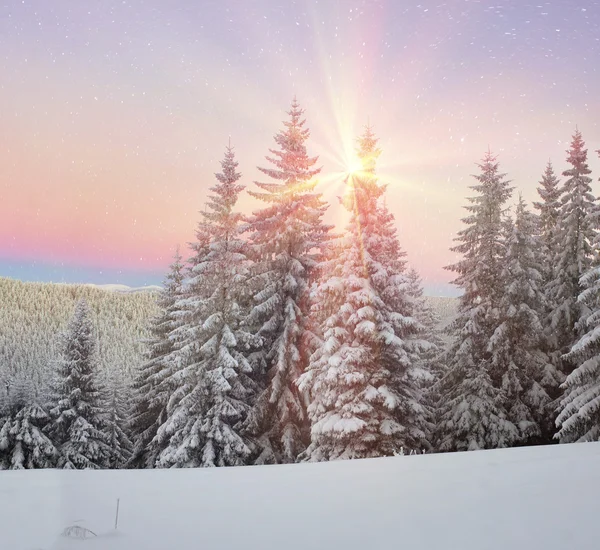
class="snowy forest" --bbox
[2,98,600,469]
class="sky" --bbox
[1,0,600,296]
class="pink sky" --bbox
[2,1,600,295]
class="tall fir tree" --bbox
[487,197,554,444]
[533,160,562,286]
[243,98,331,464]
[532,160,565,406]
[548,129,596,376]
[436,150,518,452]
[299,127,429,461]
[128,248,185,468]
[48,299,110,469]
[555,147,600,443]
[156,143,259,468]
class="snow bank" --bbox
[2,442,598,550]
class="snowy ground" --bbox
[1,442,599,550]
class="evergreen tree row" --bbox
[3,101,600,470]
[128,98,441,467]
[438,129,600,450]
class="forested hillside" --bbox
[424,296,457,341]
[0,276,456,394]
[0,277,159,395]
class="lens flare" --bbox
[345,156,364,179]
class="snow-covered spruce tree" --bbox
[406,268,446,384]
[0,382,9,468]
[298,127,430,461]
[243,99,331,464]
[0,414,11,469]
[0,396,11,469]
[555,147,600,443]
[548,129,596,377]
[534,161,562,287]
[532,161,565,408]
[156,143,259,468]
[102,368,132,468]
[48,299,110,469]
[1,404,58,470]
[556,257,600,443]
[0,376,58,469]
[362,130,434,449]
[436,150,518,452]
[127,248,185,468]
[486,197,555,444]
[405,268,447,444]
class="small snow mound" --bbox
[61,526,97,539]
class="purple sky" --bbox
[1,0,600,295]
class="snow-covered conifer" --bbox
[128,248,185,468]
[487,197,554,443]
[299,126,429,460]
[243,99,331,464]
[405,268,447,446]
[156,143,258,467]
[1,403,58,470]
[436,150,518,451]
[548,129,596,375]
[556,259,600,442]
[406,268,446,384]
[533,161,562,287]
[555,146,600,443]
[48,299,110,469]
[532,161,566,413]
[0,375,57,469]
[102,368,132,468]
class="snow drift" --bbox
[1,442,598,550]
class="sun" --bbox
[342,143,365,181]
[345,156,363,179]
